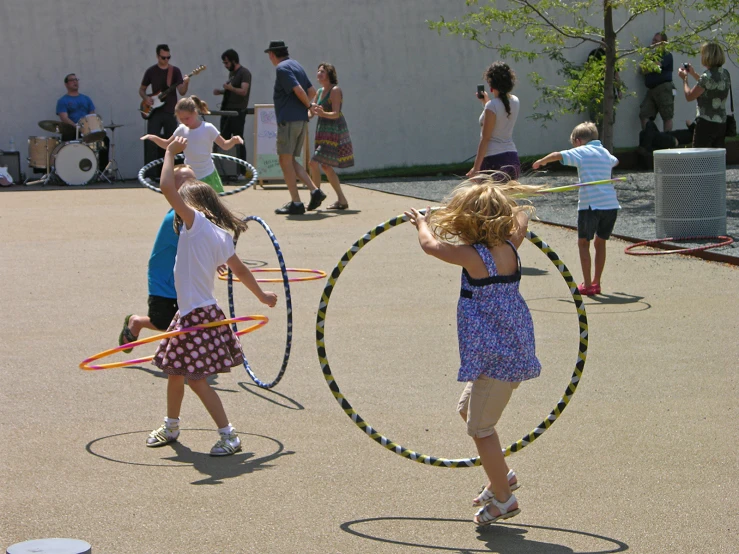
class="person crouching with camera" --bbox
[678,42,733,148]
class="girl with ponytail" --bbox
[467,62,521,181]
[142,95,244,192]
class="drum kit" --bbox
[25,116,124,186]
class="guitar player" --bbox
[139,44,190,170]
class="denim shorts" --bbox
[577,208,619,240]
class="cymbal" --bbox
[38,120,75,134]
[105,123,126,129]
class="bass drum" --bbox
[50,141,97,185]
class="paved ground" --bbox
[1,180,737,553]
[350,167,739,258]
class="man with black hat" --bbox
[265,40,325,215]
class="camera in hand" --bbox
[682,62,691,70]
[476,84,485,99]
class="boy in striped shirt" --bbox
[533,122,620,296]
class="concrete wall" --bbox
[0,1,699,179]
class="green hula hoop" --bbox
[315,214,589,467]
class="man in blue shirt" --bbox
[56,73,110,171]
[56,73,96,139]
[639,32,675,132]
[265,40,326,215]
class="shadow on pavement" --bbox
[85,429,294,485]
[340,516,629,553]
[237,381,304,410]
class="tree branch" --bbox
[615,3,665,35]
[511,0,603,45]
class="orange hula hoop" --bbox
[218,267,327,283]
[80,315,268,370]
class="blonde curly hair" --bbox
[429,175,542,248]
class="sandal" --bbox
[577,282,597,296]
[474,493,520,526]
[472,469,519,507]
[326,202,349,210]
[118,315,138,354]
[146,424,180,447]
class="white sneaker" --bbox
[210,432,242,456]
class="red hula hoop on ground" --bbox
[624,236,734,256]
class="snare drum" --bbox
[50,141,97,185]
[78,114,106,143]
[27,136,60,168]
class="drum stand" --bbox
[24,146,54,186]
[101,121,124,182]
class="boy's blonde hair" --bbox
[173,164,195,188]
[429,175,541,248]
[570,122,599,145]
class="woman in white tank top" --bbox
[467,62,521,181]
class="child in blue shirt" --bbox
[533,122,620,295]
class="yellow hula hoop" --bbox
[218,267,327,283]
[80,315,269,371]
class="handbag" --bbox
[726,75,736,137]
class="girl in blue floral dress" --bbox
[405,176,542,526]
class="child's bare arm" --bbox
[215,135,244,150]
[404,207,479,268]
[509,210,530,249]
[227,255,277,307]
[160,138,195,229]
[532,152,563,169]
[140,134,174,149]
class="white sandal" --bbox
[474,493,520,526]
[472,469,519,507]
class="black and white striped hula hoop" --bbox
[137,153,257,197]
[316,213,589,467]
[227,216,293,389]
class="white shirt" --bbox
[174,211,235,316]
[479,95,520,156]
[173,121,220,179]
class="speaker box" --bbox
[213,144,241,180]
[0,151,22,183]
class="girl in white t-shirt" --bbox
[146,136,277,457]
[468,62,521,182]
[142,96,244,193]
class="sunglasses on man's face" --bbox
[160,55,171,60]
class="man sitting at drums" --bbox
[56,74,95,140]
[55,73,109,169]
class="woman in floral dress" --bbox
[309,63,354,210]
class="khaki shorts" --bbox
[276,120,307,157]
[639,81,675,121]
[457,375,520,438]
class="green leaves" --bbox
[427,0,739,149]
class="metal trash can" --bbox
[653,148,726,238]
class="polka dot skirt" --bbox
[152,304,244,380]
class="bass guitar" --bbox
[139,65,206,119]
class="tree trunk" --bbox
[602,2,616,152]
